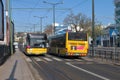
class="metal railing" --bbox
[88,47,120,63]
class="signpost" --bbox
[111,30,117,62]
[111,30,117,47]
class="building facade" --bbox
[96,24,119,47]
[114,0,120,31]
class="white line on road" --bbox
[44,57,52,61]
[66,62,110,80]
[52,57,62,61]
[26,58,32,62]
[65,59,72,61]
[34,57,42,61]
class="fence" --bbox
[88,47,120,63]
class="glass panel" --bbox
[68,32,87,41]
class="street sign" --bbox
[110,29,118,37]
[111,30,116,36]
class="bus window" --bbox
[68,32,87,41]
[30,38,46,48]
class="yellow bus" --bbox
[23,33,48,55]
[48,32,88,57]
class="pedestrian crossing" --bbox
[34,57,42,61]
[52,57,62,61]
[26,55,84,62]
[44,57,53,61]
[26,57,32,62]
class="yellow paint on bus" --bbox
[48,32,89,57]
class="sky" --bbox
[3,0,115,32]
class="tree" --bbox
[63,12,103,39]
[85,21,103,39]
[94,23,103,38]
[44,24,53,36]
[63,12,92,32]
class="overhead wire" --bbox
[13,0,43,31]
[71,0,89,9]
[56,0,89,23]
[12,0,89,31]
[27,0,42,24]
[57,0,88,18]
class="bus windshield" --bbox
[68,32,87,41]
[30,37,47,48]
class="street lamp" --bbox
[33,24,36,32]
[43,1,63,35]
[92,0,95,57]
[34,16,46,33]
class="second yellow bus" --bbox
[48,32,89,57]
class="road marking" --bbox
[44,57,52,61]
[34,57,42,61]
[66,62,110,80]
[65,59,72,61]
[52,57,62,61]
[26,58,32,62]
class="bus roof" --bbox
[48,31,87,39]
[27,33,47,38]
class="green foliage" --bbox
[63,12,103,39]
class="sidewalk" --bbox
[0,49,35,80]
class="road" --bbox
[24,53,120,80]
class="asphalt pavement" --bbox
[0,49,120,80]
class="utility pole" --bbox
[34,16,46,33]
[43,1,63,35]
[92,0,95,57]
[33,24,35,32]
[6,0,13,54]
[9,0,13,54]
[33,24,37,32]
[6,0,9,45]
